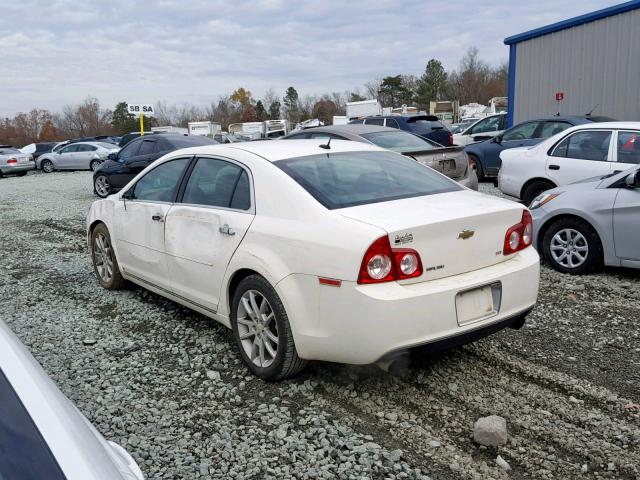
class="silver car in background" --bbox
[0,145,34,177]
[0,319,144,479]
[531,165,640,274]
[282,124,478,190]
[37,142,120,173]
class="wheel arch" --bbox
[520,177,557,201]
[226,268,262,314]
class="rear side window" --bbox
[181,157,250,210]
[552,131,612,161]
[502,122,540,141]
[617,131,640,164]
[0,369,66,480]
[276,151,460,209]
[364,118,384,126]
[132,158,189,202]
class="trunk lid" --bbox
[339,190,524,283]
[403,147,468,180]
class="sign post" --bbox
[126,104,155,136]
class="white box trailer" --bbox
[187,121,221,137]
[346,99,382,121]
[332,115,348,125]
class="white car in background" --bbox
[87,140,539,380]
[452,113,507,146]
[0,320,144,480]
[37,142,120,173]
[499,122,640,205]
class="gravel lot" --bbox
[0,171,638,479]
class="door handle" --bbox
[219,224,235,236]
[151,214,164,222]
[549,165,560,170]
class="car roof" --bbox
[299,124,397,136]
[558,121,640,130]
[172,139,384,162]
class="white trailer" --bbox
[187,121,221,137]
[332,115,348,125]
[346,99,382,121]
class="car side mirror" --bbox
[121,188,134,200]
[108,153,117,161]
[625,170,640,188]
[492,135,502,144]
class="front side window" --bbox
[361,130,435,153]
[364,118,384,126]
[539,121,571,139]
[138,140,156,155]
[132,158,189,202]
[118,141,141,161]
[181,157,250,209]
[617,131,640,164]
[276,151,460,209]
[470,116,500,134]
[502,122,540,141]
[552,130,612,161]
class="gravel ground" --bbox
[0,171,638,480]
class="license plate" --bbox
[455,282,501,326]
[439,159,455,173]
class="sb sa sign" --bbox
[127,104,155,116]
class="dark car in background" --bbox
[465,115,615,181]
[349,115,452,146]
[93,134,217,197]
[282,124,477,189]
[118,131,157,147]
[68,135,119,145]
[20,142,57,161]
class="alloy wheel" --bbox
[42,161,53,173]
[93,232,114,282]
[236,290,279,368]
[95,176,110,197]
[550,228,588,268]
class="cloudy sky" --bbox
[0,0,623,116]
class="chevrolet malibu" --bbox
[87,140,540,380]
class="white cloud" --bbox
[0,0,624,116]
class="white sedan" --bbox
[37,142,120,173]
[0,320,144,479]
[87,140,540,380]
[499,122,640,205]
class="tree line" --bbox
[0,48,507,147]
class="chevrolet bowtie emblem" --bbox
[457,230,475,240]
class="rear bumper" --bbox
[0,162,35,174]
[277,247,540,365]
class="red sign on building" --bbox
[555,92,565,101]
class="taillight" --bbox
[467,153,476,170]
[503,210,533,255]
[358,236,423,284]
[449,131,454,146]
[7,158,17,164]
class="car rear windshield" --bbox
[361,130,436,153]
[276,151,460,209]
[406,116,444,134]
[0,148,21,155]
[0,369,66,480]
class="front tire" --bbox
[90,160,101,171]
[231,275,307,380]
[542,218,603,274]
[94,174,111,198]
[91,223,125,289]
[41,160,54,173]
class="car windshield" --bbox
[360,131,436,153]
[406,117,443,135]
[276,151,460,209]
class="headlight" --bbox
[529,192,561,210]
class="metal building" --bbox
[504,1,640,126]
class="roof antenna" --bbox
[586,103,599,116]
[319,137,332,150]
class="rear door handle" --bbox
[219,224,235,236]
[549,165,560,170]
[151,214,164,222]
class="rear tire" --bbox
[542,218,602,275]
[521,180,555,206]
[41,160,54,173]
[90,160,101,171]
[91,223,125,290]
[231,274,307,380]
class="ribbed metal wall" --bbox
[513,8,640,123]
